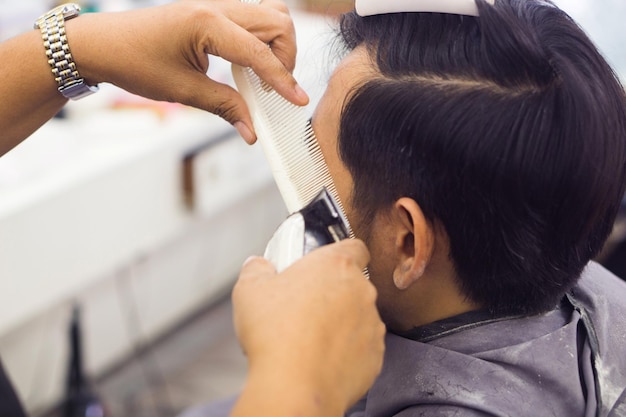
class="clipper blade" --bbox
[264,187,350,272]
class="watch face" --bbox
[36,3,81,27]
[59,3,81,19]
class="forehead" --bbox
[311,47,375,146]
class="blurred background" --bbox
[0,1,624,416]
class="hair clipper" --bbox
[264,187,350,272]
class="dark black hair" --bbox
[337,0,626,314]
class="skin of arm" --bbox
[0,29,66,155]
[231,240,386,417]
[0,0,309,156]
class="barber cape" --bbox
[347,262,626,417]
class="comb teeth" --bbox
[232,65,355,239]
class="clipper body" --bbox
[264,188,350,272]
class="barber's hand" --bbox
[231,240,385,417]
[68,0,308,143]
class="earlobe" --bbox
[391,198,434,290]
[393,261,425,290]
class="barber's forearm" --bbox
[0,11,143,157]
[0,29,68,156]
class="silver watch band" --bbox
[34,4,99,100]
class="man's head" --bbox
[311,0,626,328]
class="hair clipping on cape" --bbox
[355,0,495,17]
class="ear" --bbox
[391,198,434,290]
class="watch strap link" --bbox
[34,4,99,100]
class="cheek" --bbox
[332,167,355,221]
[319,139,356,229]
[357,219,401,326]
[365,233,395,286]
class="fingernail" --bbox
[234,121,255,143]
[243,256,258,267]
[294,84,309,104]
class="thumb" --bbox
[232,256,276,313]
[237,256,277,285]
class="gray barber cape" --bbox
[179,262,626,417]
[347,262,626,417]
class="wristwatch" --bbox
[34,3,99,100]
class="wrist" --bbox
[236,358,346,417]
[63,11,141,89]
[34,3,99,100]
[62,14,101,87]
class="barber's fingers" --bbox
[307,239,371,276]
[232,256,275,334]
[236,255,277,284]
[205,18,308,107]
[234,239,370,291]
[335,239,371,272]
[174,72,258,143]
[217,0,297,73]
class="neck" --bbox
[408,277,482,329]
[386,255,482,332]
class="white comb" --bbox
[231,30,354,238]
